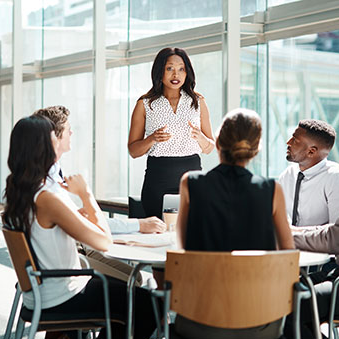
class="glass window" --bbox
[43,73,93,188]
[190,51,221,172]
[22,1,43,64]
[268,0,301,6]
[268,33,339,178]
[103,66,129,200]
[241,44,268,176]
[0,0,13,68]
[22,0,93,63]
[0,85,12,196]
[129,0,222,42]
[128,61,152,197]
[22,80,42,116]
[42,0,93,59]
[241,0,266,16]
[106,0,124,46]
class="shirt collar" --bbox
[48,162,62,183]
[302,158,327,179]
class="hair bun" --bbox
[231,140,251,151]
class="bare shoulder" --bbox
[36,189,69,210]
[180,172,190,184]
[274,181,283,195]
[132,99,146,118]
[135,98,145,109]
[36,189,58,206]
[194,91,205,100]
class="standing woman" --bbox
[128,47,215,218]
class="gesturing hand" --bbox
[59,174,90,198]
[188,121,203,141]
[152,125,171,143]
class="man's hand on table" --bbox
[139,217,166,233]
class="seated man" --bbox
[279,119,339,226]
[282,223,339,339]
[34,105,166,285]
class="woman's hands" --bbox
[60,174,90,199]
[150,125,172,143]
[188,121,214,153]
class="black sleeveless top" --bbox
[185,164,276,251]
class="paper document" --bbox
[113,232,176,248]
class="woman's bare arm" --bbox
[189,97,215,154]
[36,189,111,252]
[272,182,295,250]
[176,173,190,249]
[128,100,171,158]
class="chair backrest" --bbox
[165,249,300,329]
[163,194,180,211]
[2,227,41,292]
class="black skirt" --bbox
[141,154,201,218]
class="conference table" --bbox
[105,232,330,339]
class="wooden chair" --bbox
[149,249,312,339]
[2,226,113,339]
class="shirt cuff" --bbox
[107,217,140,234]
[125,218,140,233]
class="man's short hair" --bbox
[33,106,70,138]
[299,119,336,150]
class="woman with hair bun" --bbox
[177,108,293,251]
[174,108,294,338]
[128,47,215,219]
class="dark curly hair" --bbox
[299,119,336,150]
[139,47,199,109]
[3,115,56,234]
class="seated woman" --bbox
[2,115,155,339]
[175,108,295,339]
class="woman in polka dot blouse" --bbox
[128,47,215,219]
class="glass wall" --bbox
[0,0,13,196]
[1,0,339,201]
[0,85,12,196]
[129,0,222,41]
[0,0,13,68]
[268,32,339,177]
[44,73,93,186]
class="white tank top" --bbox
[22,179,90,310]
[144,90,202,157]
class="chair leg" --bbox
[4,287,22,339]
[15,318,25,339]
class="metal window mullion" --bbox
[222,0,240,114]
[12,0,23,125]
[93,0,106,197]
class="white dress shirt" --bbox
[48,163,140,234]
[279,158,339,226]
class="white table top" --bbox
[105,232,330,267]
[299,250,330,267]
